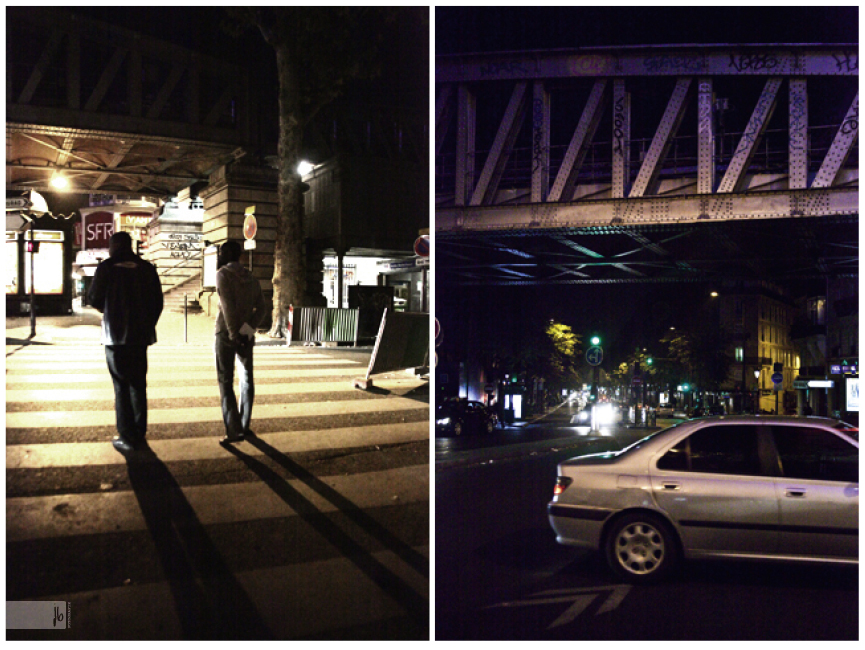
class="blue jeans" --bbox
[105,345,148,442]
[215,331,255,437]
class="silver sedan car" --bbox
[548,416,858,583]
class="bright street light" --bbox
[297,160,314,176]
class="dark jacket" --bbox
[87,249,163,346]
[215,262,266,340]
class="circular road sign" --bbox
[414,235,430,257]
[771,372,783,384]
[586,346,603,366]
[243,214,257,240]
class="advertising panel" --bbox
[846,377,859,412]
[6,234,19,294]
[24,241,64,295]
[83,211,114,250]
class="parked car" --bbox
[656,404,676,418]
[436,399,498,436]
[548,416,858,583]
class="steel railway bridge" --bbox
[435,44,858,287]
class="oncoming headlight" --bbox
[436,417,451,426]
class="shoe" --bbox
[112,436,143,454]
[219,433,245,446]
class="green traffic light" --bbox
[646,358,653,365]
[591,336,601,346]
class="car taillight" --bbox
[553,476,573,496]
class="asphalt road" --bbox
[434,410,858,640]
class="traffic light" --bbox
[646,357,653,366]
[26,241,40,253]
[590,335,601,346]
[682,383,690,392]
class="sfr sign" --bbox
[83,212,114,250]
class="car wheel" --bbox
[605,512,678,584]
[453,421,463,436]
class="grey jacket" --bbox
[215,262,266,340]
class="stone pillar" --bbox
[200,160,278,327]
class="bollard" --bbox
[184,294,188,343]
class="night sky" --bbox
[436,6,858,54]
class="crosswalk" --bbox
[6,341,430,640]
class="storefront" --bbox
[6,228,73,315]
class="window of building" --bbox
[735,347,743,363]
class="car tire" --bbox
[453,421,463,436]
[604,512,678,584]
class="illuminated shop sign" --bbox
[846,377,859,412]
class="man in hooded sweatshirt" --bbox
[214,240,266,445]
[88,231,163,454]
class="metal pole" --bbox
[184,293,188,343]
[29,220,36,338]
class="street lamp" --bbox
[753,369,761,413]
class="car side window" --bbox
[771,426,859,484]
[656,425,763,476]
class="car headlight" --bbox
[436,417,451,426]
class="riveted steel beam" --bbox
[812,94,859,188]
[549,80,608,202]
[629,78,692,198]
[697,78,715,194]
[437,46,858,83]
[717,77,783,194]
[610,79,631,200]
[436,187,858,232]
[435,85,454,156]
[531,81,551,203]
[788,78,809,190]
[455,84,476,206]
[470,81,529,206]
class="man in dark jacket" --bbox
[214,240,266,445]
[88,231,163,454]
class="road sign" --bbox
[586,346,603,366]
[244,239,256,250]
[243,207,257,240]
[771,372,783,384]
[631,376,642,385]
[414,235,430,257]
[793,380,809,390]
[6,197,32,211]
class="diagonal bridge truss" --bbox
[435,44,858,286]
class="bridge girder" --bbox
[435,45,859,286]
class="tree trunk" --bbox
[269,43,307,338]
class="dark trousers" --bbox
[215,331,255,437]
[105,345,149,442]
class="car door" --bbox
[768,424,859,559]
[650,423,780,556]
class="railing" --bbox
[158,253,202,293]
[289,307,360,346]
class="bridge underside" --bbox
[436,213,857,289]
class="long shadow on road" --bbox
[224,436,429,635]
[126,448,273,640]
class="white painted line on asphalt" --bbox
[5,367,367,384]
[6,395,428,428]
[6,420,429,468]
[6,464,429,541]
[6,377,428,403]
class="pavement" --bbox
[6,302,328,348]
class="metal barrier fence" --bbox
[288,307,360,345]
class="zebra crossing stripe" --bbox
[6,395,427,428]
[6,378,426,403]
[7,421,429,468]
[5,367,372,384]
[6,464,429,541]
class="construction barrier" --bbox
[354,309,429,390]
[287,307,359,346]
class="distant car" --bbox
[656,404,676,418]
[709,404,725,416]
[436,399,498,436]
[571,407,592,424]
[548,416,858,583]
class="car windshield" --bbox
[616,423,685,455]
